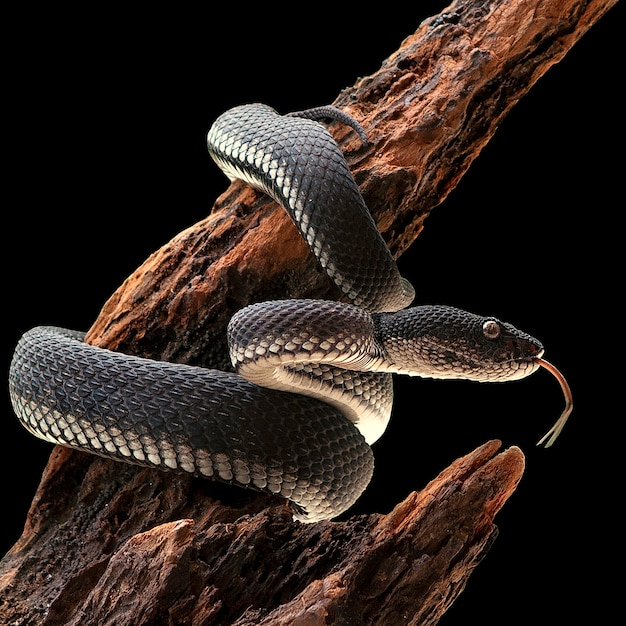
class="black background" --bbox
[3,3,620,624]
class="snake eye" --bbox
[482,319,501,340]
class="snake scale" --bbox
[9,103,573,522]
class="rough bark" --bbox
[1,1,616,624]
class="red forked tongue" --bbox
[535,358,573,447]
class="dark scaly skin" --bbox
[207,104,415,313]
[9,326,373,522]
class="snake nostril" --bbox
[504,337,543,360]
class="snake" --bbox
[8,103,573,522]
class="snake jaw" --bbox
[480,330,574,445]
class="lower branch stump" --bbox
[2,441,523,625]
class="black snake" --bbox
[8,104,573,522]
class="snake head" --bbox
[375,304,545,382]
[376,305,573,446]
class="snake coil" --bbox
[9,104,572,522]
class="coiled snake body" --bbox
[9,104,572,522]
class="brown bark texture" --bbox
[1,0,617,624]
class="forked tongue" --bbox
[535,358,573,447]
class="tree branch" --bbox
[1,1,616,624]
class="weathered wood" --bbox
[3,442,523,625]
[1,1,617,624]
